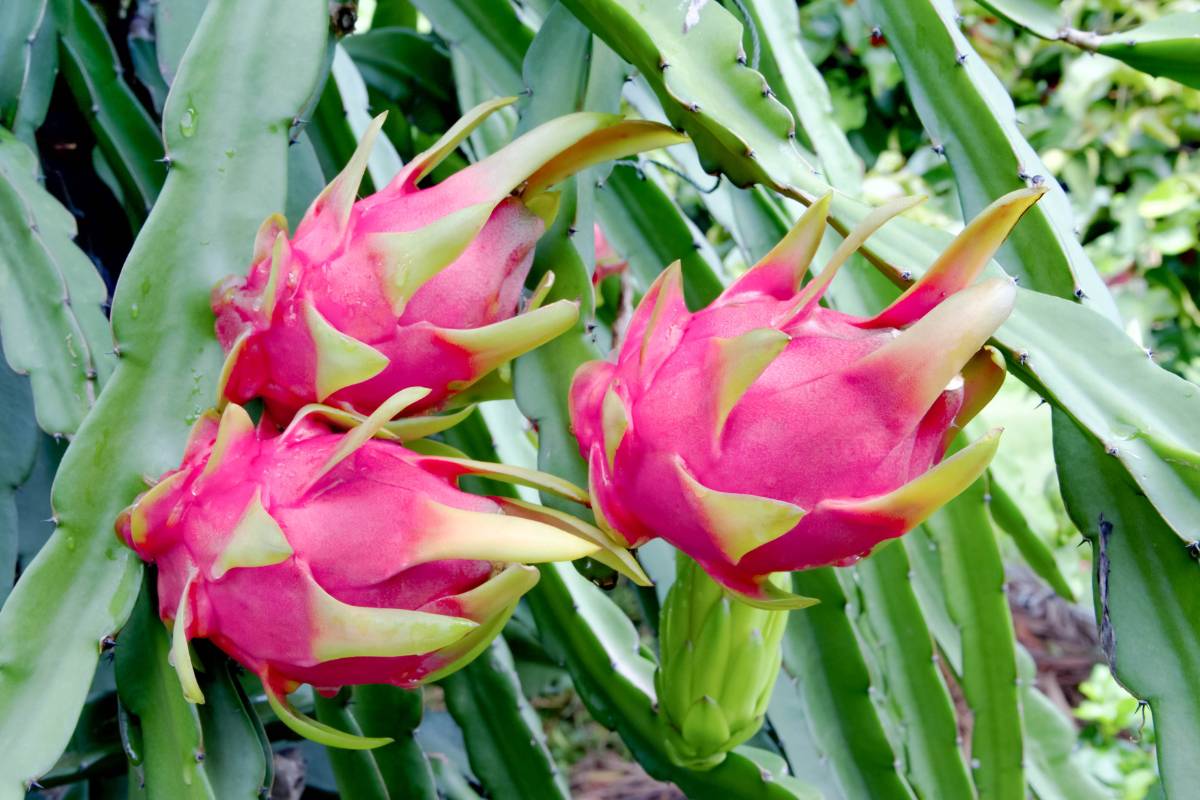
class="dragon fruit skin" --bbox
[570,188,1045,606]
[593,223,628,286]
[115,388,636,747]
[214,98,685,420]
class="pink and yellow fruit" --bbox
[214,98,685,420]
[570,188,1045,606]
[116,388,645,748]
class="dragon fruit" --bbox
[593,223,628,286]
[213,98,684,421]
[116,388,645,748]
[570,188,1045,606]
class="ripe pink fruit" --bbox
[570,189,1044,606]
[214,98,684,420]
[116,388,643,748]
[593,223,628,286]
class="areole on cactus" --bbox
[213,97,685,421]
[570,187,1046,606]
[115,387,647,749]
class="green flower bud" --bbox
[655,552,789,770]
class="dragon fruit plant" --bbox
[571,187,1045,606]
[8,0,1196,796]
[116,387,645,748]
[213,98,683,421]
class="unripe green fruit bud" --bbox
[654,552,789,770]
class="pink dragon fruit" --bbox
[593,223,628,286]
[116,388,645,748]
[570,188,1045,606]
[214,98,684,420]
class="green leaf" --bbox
[0,0,329,791]
[409,0,533,96]
[330,43,403,187]
[0,128,114,436]
[1095,13,1200,90]
[920,477,1023,800]
[371,0,418,29]
[307,54,375,189]
[772,568,913,800]
[441,637,570,800]
[127,21,171,115]
[0,0,56,147]
[1053,410,1200,797]
[57,0,167,225]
